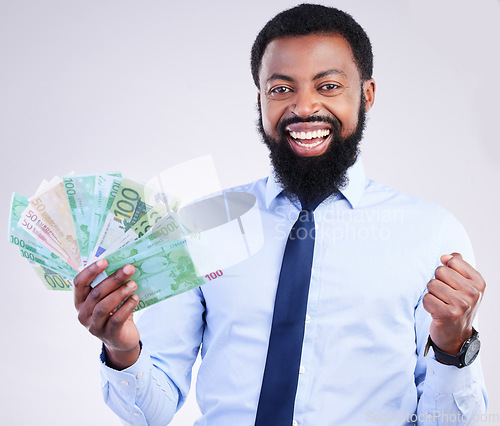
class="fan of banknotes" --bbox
[8,163,263,311]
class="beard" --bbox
[257,94,366,205]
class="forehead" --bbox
[259,33,360,84]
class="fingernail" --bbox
[123,265,134,275]
[126,280,136,289]
[96,259,106,268]
[130,294,139,303]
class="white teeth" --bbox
[289,129,330,141]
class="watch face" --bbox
[464,339,481,365]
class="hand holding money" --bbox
[8,171,208,309]
[9,159,264,313]
[74,259,141,370]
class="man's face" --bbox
[257,33,375,201]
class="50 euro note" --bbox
[9,193,78,277]
[18,178,82,270]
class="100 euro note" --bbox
[92,212,213,311]
[63,174,95,267]
[101,195,182,258]
[88,178,157,263]
[63,172,122,267]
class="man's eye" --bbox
[271,86,291,94]
[320,83,340,91]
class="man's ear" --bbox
[363,78,376,112]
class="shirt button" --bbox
[132,412,140,417]
[305,315,311,324]
[299,365,305,374]
[293,420,298,426]
[136,371,144,379]
[119,380,129,386]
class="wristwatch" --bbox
[424,328,480,368]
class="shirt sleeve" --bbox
[415,212,487,424]
[99,287,206,425]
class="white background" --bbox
[1,0,499,424]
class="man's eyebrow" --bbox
[266,69,347,85]
[313,69,347,80]
[266,74,294,84]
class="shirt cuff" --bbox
[424,353,480,394]
[100,342,151,390]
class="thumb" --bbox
[440,252,463,266]
[440,254,453,265]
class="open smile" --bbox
[284,123,333,156]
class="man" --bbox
[74,4,487,425]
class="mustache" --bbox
[278,115,342,135]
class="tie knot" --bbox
[299,196,324,212]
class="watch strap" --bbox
[424,328,479,368]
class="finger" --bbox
[88,280,138,334]
[427,278,455,305]
[74,259,108,308]
[440,254,453,265]
[106,294,140,333]
[441,252,463,265]
[430,277,481,313]
[422,292,448,317]
[88,264,136,304]
[434,265,468,291]
[446,253,485,291]
[440,253,475,280]
[77,265,135,326]
[447,254,486,294]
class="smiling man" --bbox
[74,4,487,425]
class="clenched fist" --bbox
[423,253,486,356]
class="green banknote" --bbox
[89,179,155,262]
[63,174,95,265]
[30,262,73,291]
[91,211,210,310]
[87,173,122,258]
[99,238,206,311]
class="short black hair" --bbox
[250,3,373,88]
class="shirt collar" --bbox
[265,156,366,210]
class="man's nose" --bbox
[290,89,321,118]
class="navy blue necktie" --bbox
[255,196,323,426]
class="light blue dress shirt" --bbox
[100,159,487,425]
